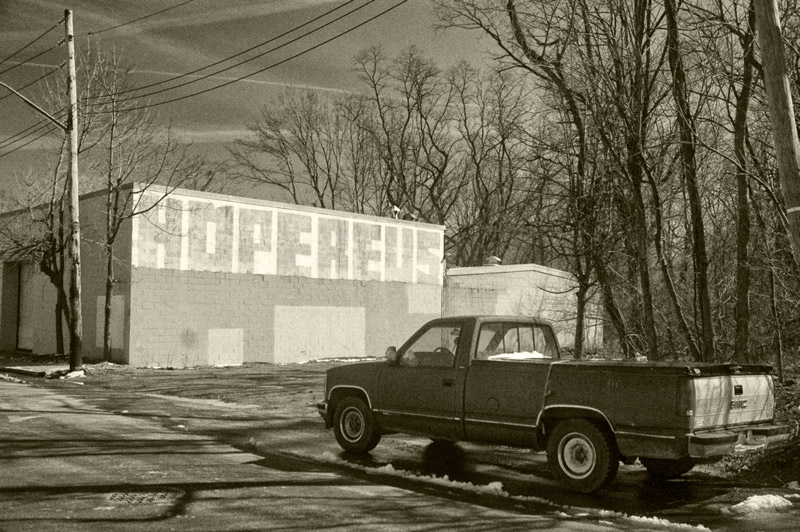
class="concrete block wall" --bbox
[126,185,445,367]
[129,267,441,367]
[444,264,602,349]
[0,189,132,359]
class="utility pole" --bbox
[0,12,83,370]
[754,0,800,267]
[65,9,83,371]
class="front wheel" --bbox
[333,397,381,453]
[640,456,696,478]
[546,419,619,493]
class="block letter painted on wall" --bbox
[238,208,275,274]
[352,222,382,282]
[384,225,414,283]
[187,201,233,272]
[317,217,349,280]
[277,212,312,277]
[416,230,442,285]
[134,197,183,269]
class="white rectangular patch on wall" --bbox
[96,295,126,350]
[207,328,244,366]
[274,306,365,364]
[206,221,217,254]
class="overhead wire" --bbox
[0,18,63,68]
[0,63,65,104]
[0,120,53,149]
[91,0,409,112]
[0,124,60,160]
[87,0,198,35]
[0,40,66,77]
[83,0,365,103]
[0,108,66,150]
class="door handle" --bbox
[442,377,455,387]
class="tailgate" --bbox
[693,374,774,430]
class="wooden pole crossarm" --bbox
[0,80,66,130]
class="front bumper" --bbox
[688,423,792,458]
[317,400,330,427]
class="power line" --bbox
[92,0,408,112]
[0,108,66,150]
[83,0,364,103]
[0,19,63,68]
[0,40,65,77]
[0,120,51,149]
[87,0,198,35]
[0,124,60,160]
[0,63,65,104]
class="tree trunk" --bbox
[594,252,635,357]
[54,297,65,355]
[646,169,701,360]
[628,149,659,359]
[734,2,756,364]
[665,0,715,362]
[754,0,800,267]
[769,267,784,382]
[103,249,114,362]
[574,283,587,359]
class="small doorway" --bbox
[16,262,37,351]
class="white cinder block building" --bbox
[0,185,445,366]
[1,185,599,365]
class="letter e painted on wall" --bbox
[317,217,349,280]
[277,212,313,277]
[352,221,382,281]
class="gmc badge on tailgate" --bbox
[730,399,748,410]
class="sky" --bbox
[0,0,489,191]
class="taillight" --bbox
[675,377,696,420]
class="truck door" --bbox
[375,321,464,440]
[463,321,556,446]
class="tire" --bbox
[332,397,381,453]
[546,419,619,493]
[640,456,696,478]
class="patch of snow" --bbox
[787,481,800,490]
[314,451,710,530]
[730,494,793,514]
[140,393,260,410]
[487,351,548,361]
[303,357,378,364]
[0,374,26,384]
[785,494,800,501]
[626,514,711,531]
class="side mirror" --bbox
[385,346,399,365]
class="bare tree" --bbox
[230,88,384,213]
[88,51,195,361]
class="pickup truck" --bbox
[317,316,791,493]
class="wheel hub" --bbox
[560,434,596,478]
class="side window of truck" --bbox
[476,323,503,360]
[399,325,458,368]
[476,322,555,361]
[533,325,558,358]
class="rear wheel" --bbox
[640,456,696,478]
[333,397,381,453]
[546,419,619,493]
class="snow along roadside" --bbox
[309,450,714,531]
